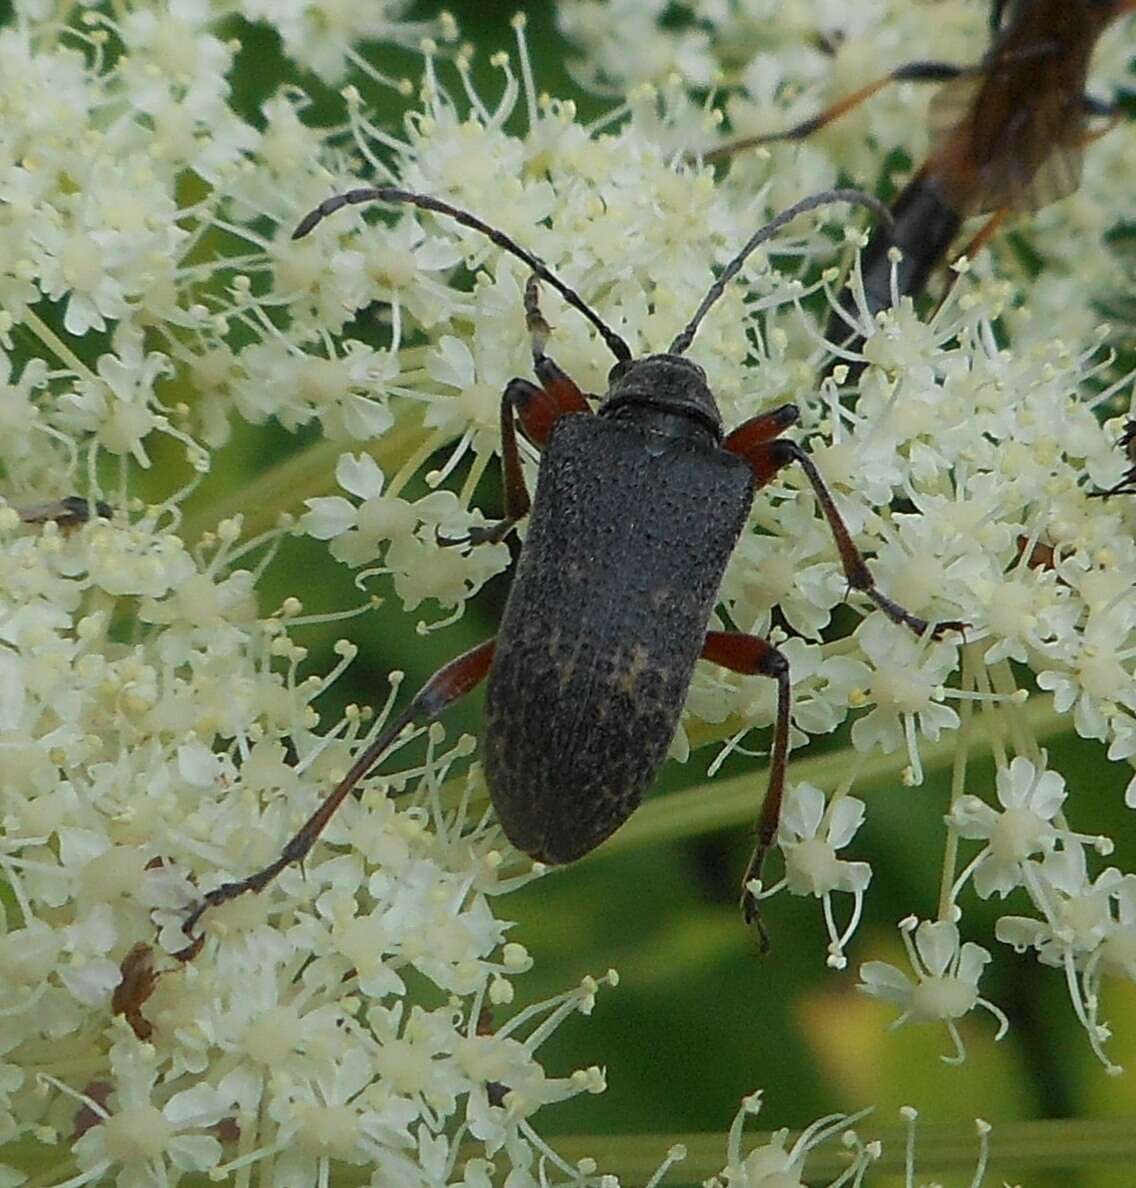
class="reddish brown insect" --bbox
[707,0,1134,367]
[111,942,158,1040]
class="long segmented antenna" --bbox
[669,187,893,356]
[293,186,633,363]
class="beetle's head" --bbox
[599,354,723,441]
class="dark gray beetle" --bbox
[184,186,961,943]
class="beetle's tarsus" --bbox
[437,521,516,549]
[741,886,772,955]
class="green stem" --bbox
[535,1117,1136,1185]
[7,1113,1130,1186]
[22,306,99,382]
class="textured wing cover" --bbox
[484,415,754,863]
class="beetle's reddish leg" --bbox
[183,638,497,939]
[722,403,801,456]
[788,443,966,637]
[702,60,964,163]
[701,630,791,953]
[724,426,965,637]
[440,279,591,548]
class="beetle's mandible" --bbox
[184,184,963,947]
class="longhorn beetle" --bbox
[183,185,963,946]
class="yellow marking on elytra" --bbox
[615,643,650,694]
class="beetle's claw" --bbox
[930,618,969,641]
[183,903,203,936]
[436,521,515,549]
[740,886,771,956]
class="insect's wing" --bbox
[1015,139,1084,212]
[927,74,1085,215]
[926,74,984,153]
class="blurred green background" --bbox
[157,0,1136,1182]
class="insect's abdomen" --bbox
[484,415,754,863]
[826,171,961,350]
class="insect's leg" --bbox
[1082,94,1119,120]
[702,60,965,163]
[182,637,497,939]
[1090,478,1136,499]
[824,166,961,371]
[701,630,791,951]
[948,207,1006,273]
[516,273,595,447]
[927,206,1009,318]
[442,277,591,548]
[724,430,965,637]
[721,402,801,456]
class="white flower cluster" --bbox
[0,6,616,1187]
[0,496,622,1185]
[2,0,1136,1183]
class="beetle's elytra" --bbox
[184,185,962,946]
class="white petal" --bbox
[858,960,914,1004]
[782,783,825,839]
[335,451,385,499]
[427,335,475,389]
[0,650,26,730]
[177,741,222,788]
[826,796,866,848]
[168,1134,223,1172]
[1029,769,1067,819]
[302,495,358,539]
[164,1085,228,1127]
[914,920,959,977]
[956,942,992,985]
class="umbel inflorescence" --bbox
[1,1,1135,1186]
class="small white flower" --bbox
[849,617,960,782]
[759,783,871,969]
[859,918,1007,1064]
[947,756,1066,899]
[711,1089,875,1188]
[70,1039,226,1186]
[996,847,1129,1073]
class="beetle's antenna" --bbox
[294,186,633,363]
[669,188,893,356]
